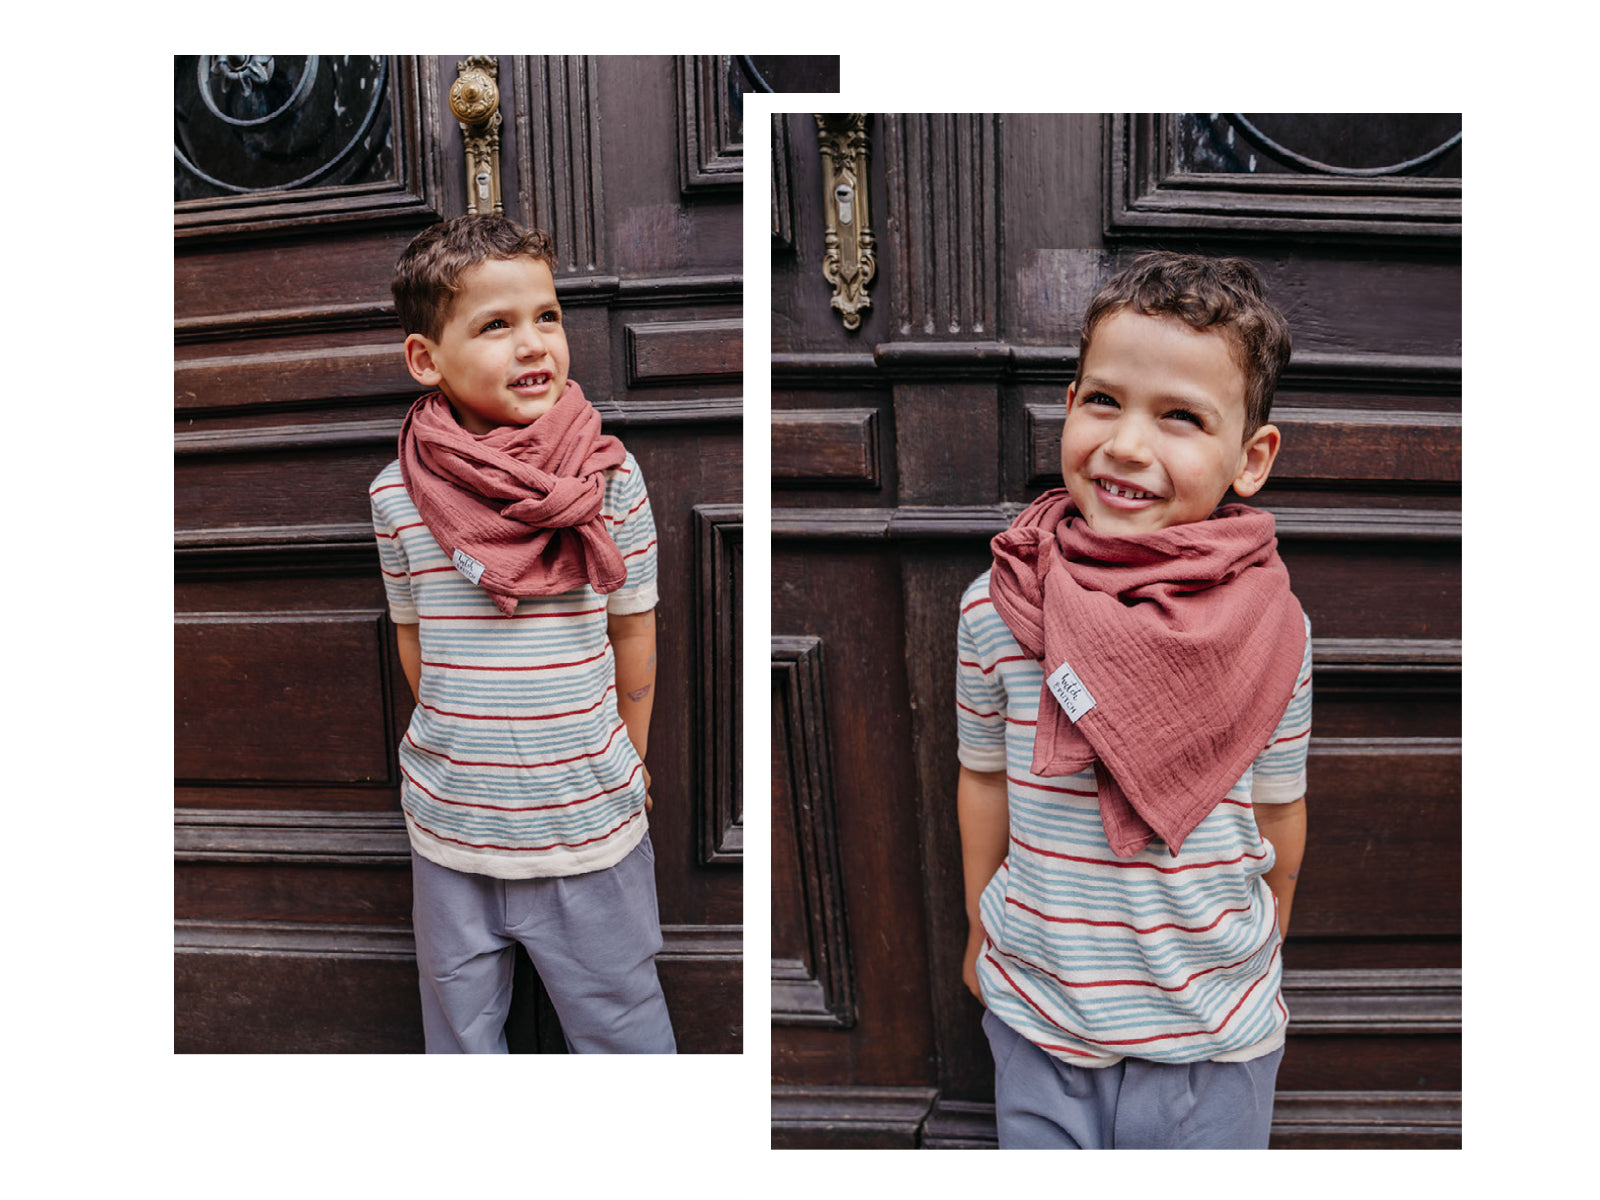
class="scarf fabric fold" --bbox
[988,490,1306,858]
[399,380,627,616]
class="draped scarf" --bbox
[988,490,1305,857]
[399,380,627,616]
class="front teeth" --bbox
[1099,479,1155,500]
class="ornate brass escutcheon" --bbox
[814,114,875,331]
[451,56,503,215]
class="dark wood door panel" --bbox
[175,341,415,414]
[176,444,401,533]
[1280,1033,1461,1092]
[176,612,392,783]
[1294,748,1461,939]
[174,229,422,329]
[658,947,744,1054]
[177,859,412,926]
[771,547,938,1087]
[1284,539,1461,640]
[176,929,423,1053]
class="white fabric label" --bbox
[1045,658,1097,723]
[452,547,487,585]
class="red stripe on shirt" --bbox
[987,942,1282,1049]
[1003,895,1257,941]
[1008,774,1098,798]
[1009,831,1270,874]
[416,684,615,722]
[608,495,649,524]
[984,951,1100,1044]
[401,761,642,813]
[623,538,657,561]
[1006,778,1248,809]
[404,721,627,769]
[957,700,1000,719]
[417,606,607,621]
[960,654,1028,676]
[420,648,608,672]
[409,807,642,853]
[990,929,1274,994]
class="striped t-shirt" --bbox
[957,568,1312,1066]
[369,452,658,879]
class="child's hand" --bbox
[962,923,987,1004]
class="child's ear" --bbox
[1231,423,1281,499]
[1064,381,1078,414]
[403,333,443,387]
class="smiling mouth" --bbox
[510,371,552,390]
[1096,478,1160,501]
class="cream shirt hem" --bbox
[404,809,647,880]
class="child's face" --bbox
[1061,309,1280,536]
[403,256,570,434]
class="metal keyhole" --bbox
[835,183,854,225]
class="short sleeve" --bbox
[956,574,1009,773]
[605,453,659,615]
[371,488,417,625]
[1250,613,1313,805]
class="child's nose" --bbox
[1105,415,1154,462]
[516,325,551,357]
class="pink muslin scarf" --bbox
[988,490,1306,857]
[399,380,627,616]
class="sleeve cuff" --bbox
[958,745,1008,773]
[1251,774,1307,805]
[606,583,659,615]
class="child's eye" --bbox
[481,318,508,332]
[538,310,561,324]
[1082,391,1117,408]
[1165,409,1204,427]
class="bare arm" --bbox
[958,766,1010,1001]
[395,622,421,702]
[1255,797,1306,939]
[608,608,657,811]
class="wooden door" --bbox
[770,113,1461,1145]
[174,54,780,1053]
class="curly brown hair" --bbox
[1074,252,1292,437]
[391,214,558,341]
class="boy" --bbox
[956,252,1309,1147]
[369,214,674,1054]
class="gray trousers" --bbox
[983,1009,1282,1148]
[410,835,676,1054]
